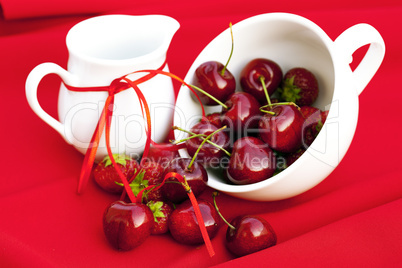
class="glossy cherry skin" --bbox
[145,143,180,169]
[258,104,304,153]
[186,121,230,168]
[161,158,208,203]
[226,136,276,185]
[201,112,223,128]
[226,215,277,257]
[221,92,261,135]
[193,61,236,105]
[103,201,153,251]
[240,58,283,104]
[168,199,220,245]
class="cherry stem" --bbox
[190,84,228,109]
[259,76,276,115]
[173,126,231,157]
[187,125,227,169]
[170,133,208,144]
[220,22,234,76]
[212,192,236,230]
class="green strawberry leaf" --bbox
[279,75,301,103]
[147,201,165,222]
[115,168,148,196]
[102,154,132,167]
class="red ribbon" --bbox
[64,62,206,203]
[64,63,213,256]
[64,62,166,202]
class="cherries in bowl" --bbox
[174,12,385,201]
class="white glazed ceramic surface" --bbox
[174,13,385,201]
[26,15,180,161]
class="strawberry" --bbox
[93,154,140,194]
[147,200,174,235]
[300,106,328,147]
[120,160,165,203]
[279,67,319,106]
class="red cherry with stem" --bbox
[103,200,154,251]
[257,76,304,153]
[145,142,181,169]
[240,58,283,104]
[168,198,220,245]
[162,158,208,203]
[212,192,277,257]
[226,136,276,185]
[192,23,236,105]
[226,215,277,257]
[221,92,261,136]
[185,122,230,168]
[201,112,223,128]
[259,104,304,153]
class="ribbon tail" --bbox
[104,96,138,203]
[77,98,109,194]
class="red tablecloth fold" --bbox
[1,1,401,267]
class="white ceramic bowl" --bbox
[173,13,385,201]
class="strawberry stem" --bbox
[220,22,234,76]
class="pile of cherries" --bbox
[189,56,327,185]
[96,25,329,259]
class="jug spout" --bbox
[148,15,180,58]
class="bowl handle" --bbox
[25,63,78,140]
[334,23,385,96]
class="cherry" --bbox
[212,192,277,257]
[201,112,223,128]
[226,136,276,185]
[161,158,208,203]
[226,215,277,257]
[193,62,236,105]
[103,200,154,251]
[146,142,181,169]
[168,198,220,245]
[240,58,283,104]
[258,104,304,153]
[192,23,236,106]
[185,121,230,168]
[221,92,261,136]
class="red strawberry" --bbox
[285,148,306,167]
[300,106,327,147]
[279,67,319,106]
[147,200,174,235]
[121,160,165,203]
[93,154,140,194]
[141,160,165,202]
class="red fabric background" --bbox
[1,0,401,267]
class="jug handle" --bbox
[25,63,78,139]
[334,23,385,96]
